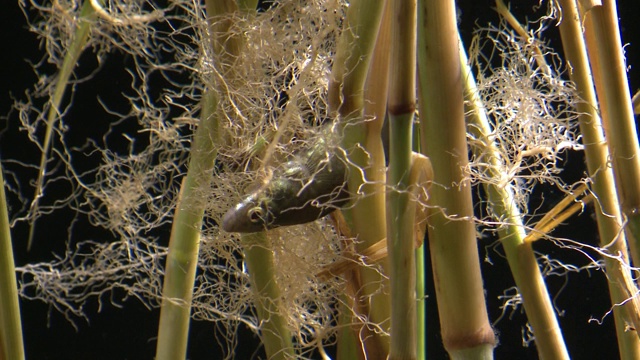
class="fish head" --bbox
[221,190,278,233]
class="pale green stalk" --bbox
[27,0,96,250]
[558,0,640,356]
[415,245,425,360]
[203,2,293,358]
[335,2,392,357]
[582,1,640,257]
[387,0,418,358]
[237,0,258,13]
[336,294,366,360]
[155,1,243,357]
[413,123,426,360]
[417,0,495,358]
[0,166,25,360]
[461,42,569,360]
[155,90,219,360]
[328,0,390,357]
[242,232,294,359]
[387,115,416,358]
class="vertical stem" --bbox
[415,245,426,360]
[386,116,416,360]
[155,91,219,360]
[583,1,640,254]
[387,0,418,358]
[329,0,390,356]
[558,0,640,357]
[242,233,294,360]
[202,2,292,358]
[417,0,495,357]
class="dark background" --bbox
[2,0,640,359]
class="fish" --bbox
[221,135,350,233]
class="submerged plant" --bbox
[2,0,640,359]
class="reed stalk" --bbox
[242,232,294,359]
[387,0,419,358]
[0,166,24,360]
[582,0,640,261]
[557,0,640,356]
[204,2,294,358]
[329,0,390,356]
[461,41,569,360]
[417,0,495,358]
[155,90,219,360]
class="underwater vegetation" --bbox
[2,0,640,359]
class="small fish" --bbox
[221,136,349,233]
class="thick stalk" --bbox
[0,166,25,360]
[336,2,392,358]
[242,233,294,359]
[558,0,640,356]
[387,0,418,358]
[417,0,495,357]
[582,1,640,257]
[329,0,390,356]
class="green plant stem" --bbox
[415,245,425,360]
[329,0,390,357]
[413,116,426,360]
[336,298,364,360]
[557,0,640,356]
[339,3,392,357]
[460,41,569,359]
[155,91,218,360]
[27,0,96,251]
[387,112,416,360]
[583,1,640,257]
[387,0,418,358]
[417,0,495,358]
[204,2,294,358]
[237,0,257,12]
[0,166,25,360]
[242,233,294,359]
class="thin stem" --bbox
[202,2,293,358]
[27,0,96,251]
[461,38,569,360]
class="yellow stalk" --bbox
[558,0,640,355]
[417,0,496,357]
[329,0,390,357]
[582,1,640,259]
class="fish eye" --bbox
[247,207,265,224]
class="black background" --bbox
[2,0,640,359]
